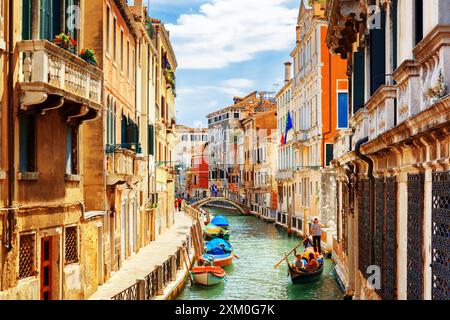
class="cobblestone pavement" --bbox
[89,212,193,300]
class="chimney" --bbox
[135,0,144,20]
[284,62,292,83]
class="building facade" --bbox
[242,110,278,219]
[326,0,450,300]
[174,125,208,197]
[276,0,348,243]
[0,0,176,300]
[207,92,276,197]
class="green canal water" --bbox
[176,208,344,300]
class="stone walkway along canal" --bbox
[176,207,344,300]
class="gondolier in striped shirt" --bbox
[310,217,324,254]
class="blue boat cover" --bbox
[211,215,229,227]
[205,238,232,253]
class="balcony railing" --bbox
[333,129,353,160]
[106,143,142,154]
[350,109,368,151]
[366,85,397,140]
[17,40,102,111]
[106,144,145,185]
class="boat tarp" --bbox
[205,238,232,253]
[211,215,229,227]
[204,224,221,234]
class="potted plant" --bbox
[79,48,98,66]
[164,68,176,95]
[53,33,76,52]
[427,71,448,103]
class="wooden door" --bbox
[40,237,52,300]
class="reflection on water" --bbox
[176,208,344,300]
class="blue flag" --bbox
[284,111,293,143]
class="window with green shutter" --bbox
[40,0,62,41]
[325,143,334,167]
[148,124,154,156]
[22,0,32,40]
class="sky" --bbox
[144,0,299,127]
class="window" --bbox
[19,114,37,173]
[40,0,62,41]
[120,30,124,73]
[19,233,36,279]
[22,0,32,40]
[148,124,154,156]
[65,226,78,265]
[127,41,130,79]
[337,92,349,128]
[113,17,117,62]
[234,113,239,118]
[182,135,188,141]
[132,49,135,84]
[325,143,334,167]
[106,6,110,54]
[66,126,78,175]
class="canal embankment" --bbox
[89,209,201,300]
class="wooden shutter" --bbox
[22,0,32,40]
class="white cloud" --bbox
[178,77,254,99]
[166,0,297,69]
[220,78,254,88]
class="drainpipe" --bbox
[355,137,375,265]
[4,0,15,251]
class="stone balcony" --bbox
[350,108,368,151]
[333,128,353,160]
[106,144,144,185]
[17,40,102,121]
[366,85,397,140]
[393,25,450,124]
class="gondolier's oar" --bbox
[233,253,241,259]
[273,241,304,269]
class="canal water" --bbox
[176,208,344,300]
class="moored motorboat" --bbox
[201,253,234,267]
[203,223,230,240]
[190,266,226,286]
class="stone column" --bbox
[384,0,394,85]
[31,0,40,40]
[136,279,145,300]
[156,264,164,295]
[170,255,177,281]
[396,170,409,300]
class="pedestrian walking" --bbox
[177,197,182,212]
[310,216,325,253]
[174,199,179,212]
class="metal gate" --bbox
[431,171,450,300]
[407,173,424,300]
[384,176,397,300]
[358,180,370,277]
[374,178,385,297]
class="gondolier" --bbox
[310,217,324,254]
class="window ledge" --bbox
[65,174,81,182]
[0,171,6,180]
[0,40,5,52]
[18,172,39,181]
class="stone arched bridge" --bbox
[191,197,251,214]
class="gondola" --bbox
[286,236,324,284]
[201,253,234,267]
[288,263,324,284]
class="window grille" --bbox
[65,226,78,265]
[19,234,36,279]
